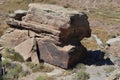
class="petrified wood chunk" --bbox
[7,3,91,45]
[37,39,87,69]
[6,3,91,69]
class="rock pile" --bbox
[2,3,91,68]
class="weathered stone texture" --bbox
[5,3,91,68]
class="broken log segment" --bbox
[7,19,60,36]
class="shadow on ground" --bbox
[83,50,114,66]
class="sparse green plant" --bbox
[63,4,71,8]
[73,63,89,80]
[73,70,89,80]
[8,10,14,14]
[3,48,24,62]
[76,63,86,70]
[26,62,53,73]
[7,68,19,79]
[2,59,11,68]
[2,75,8,80]
[32,63,44,72]
[42,65,54,72]
[32,63,53,72]
[26,62,35,69]
[3,64,22,80]
[20,70,30,77]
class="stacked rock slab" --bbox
[6,3,91,69]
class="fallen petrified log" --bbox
[7,4,91,46]
[6,3,91,69]
[37,39,87,68]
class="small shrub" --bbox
[20,70,30,77]
[7,68,19,79]
[12,52,24,62]
[14,64,22,72]
[26,62,53,73]
[32,63,44,72]
[2,75,8,80]
[3,48,24,62]
[63,4,71,8]
[3,64,22,80]
[73,63,89,80]
[76,63,86,70]
[8,10,14,13]
[2,59,11,68]
[42,65,54,72]
[73,70,90,80]
[26,62,35,69]
[32,63,53,72]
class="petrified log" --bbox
[6,3,91,69]
[7,4,91,45]
[37,39,87,69]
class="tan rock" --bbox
[15,38,39,64]
[0,29,29,48]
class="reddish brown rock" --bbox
[7,4,91,45]
[6,3,91,68]
[37,39,87,69]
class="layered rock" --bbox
[7,4,91,46]
[5,3,91,69]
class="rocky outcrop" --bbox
[5,3,91,69]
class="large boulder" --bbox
[6,3,91,69]
[37,39,87,68]
[7,3,91,46]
